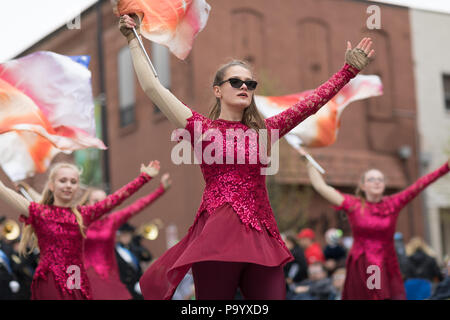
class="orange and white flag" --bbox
[255,74,383,149]
[0,52,105,181]
[112,0,211,60]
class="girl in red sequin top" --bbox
[119,15,374,300]
[83,173,171,300]
[0,160,160,300]
[306,158,450,299]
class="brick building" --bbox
[0,0,424,257]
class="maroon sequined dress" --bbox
[335,163,449,300]
[139,63,359,300]
[84,184,165,300]
[19,173,151,300]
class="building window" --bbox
[152,42,171,114]
[118,47,136,127]
[443,74,450,111]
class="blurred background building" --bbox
[410,8,450,261]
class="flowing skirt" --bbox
[86,266,132,300]
[342,252,406,300]
[140,204,292,300]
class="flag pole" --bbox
[18,187,34,202]
[132,27,158,78]
[296,146,326,174]
[304,153,325,174]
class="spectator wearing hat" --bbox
[297,228,325,265]
[116,223,144,299]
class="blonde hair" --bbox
[19,162,85,256]
[405,237,437,258]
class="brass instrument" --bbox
[138,218,164,241]
[1,219,20,241]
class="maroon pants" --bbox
[192,261,285,300]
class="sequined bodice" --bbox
[19,173,151,299]
[177,64,359,245]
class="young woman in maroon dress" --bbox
[0,160,160,299]
[118,14,374,300]
[82,173,171,300]
[305,158,450,299]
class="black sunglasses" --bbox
[218,78,258,90]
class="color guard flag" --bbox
[0,51,105,181]
[255,74,383,149]
[112,0,211,60]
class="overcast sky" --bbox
[0,0,450,62]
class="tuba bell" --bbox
[1,219,20,241]
[138,218,164,240]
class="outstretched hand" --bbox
[161,173,172,190]
[347,37,375,59]
[141,160,160,178]
[345,37,375,71]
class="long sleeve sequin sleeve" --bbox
[128,39,192,128]
[388,162,450,212]
[81,173,152,226]
[264,63,359,140]
[111,184,166,230]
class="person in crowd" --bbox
[116,223,144,299]
[404,237,443,284]
[282,232,308,297]
[323,228,347,276]
[330,267,346,300]
[288,262,335,300]
[393,232,410,280]
[429,255,450,300]
[297,228,325,265]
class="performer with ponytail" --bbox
[305,156,450,299]
[119,14,374,300]
[0,160,160,299]
[82,173,171,300]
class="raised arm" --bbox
[306,161,344,207]
[265,38,374,140]
[82,161,161,225]
[112,173,171,229]
[389,161,450,212]
[119,14,192,129]
[0,179,30,216]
